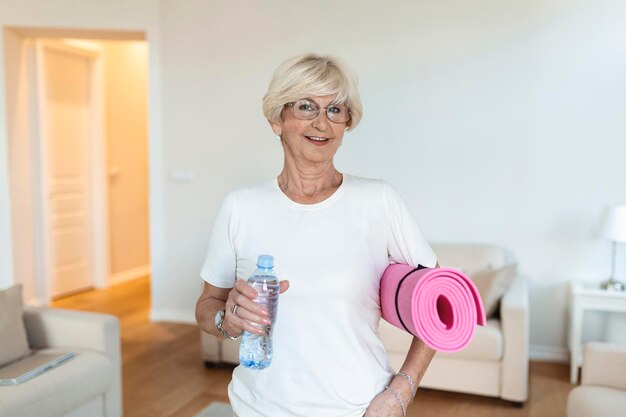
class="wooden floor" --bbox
[52,277,573,417]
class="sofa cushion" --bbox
[0,285,31,367]
[0,349,113,417]
[431,243,513,275]
[472,264,518,318]
[378,318,503,361]
[567,386,626,417]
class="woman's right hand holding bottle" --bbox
[222,279,289,336]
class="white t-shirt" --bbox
[200,174,437,417]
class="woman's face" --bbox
[271,95,347,168]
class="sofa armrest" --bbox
[23,307,122,417]
[23,307,119,356]
[499,273,529,402]
[581,342,626,390]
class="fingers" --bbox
[223,279,289,337]
[233,280,269,315]
[235,279,257,299]
[232,300,271,331]
[224,280,269,336]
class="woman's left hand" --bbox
[363,389,403,417]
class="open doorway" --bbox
[4,28,150,305]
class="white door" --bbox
[35,41,98,299]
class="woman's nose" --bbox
[311,110,330,130]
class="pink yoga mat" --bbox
[380,264,486,352]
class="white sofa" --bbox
[200,243,529,404]
[0,308,122,417]
[381,243,529,405]
[567,342,626,417]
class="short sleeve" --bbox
[199,191,237,288]
[383,182,437,268]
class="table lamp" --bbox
[600,204,626,291]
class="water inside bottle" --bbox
[239,278,280,370]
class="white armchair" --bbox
[379,243,529,405]
[0,307,122,417]
[567,342,626,417]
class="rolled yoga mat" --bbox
[380,264,486,352]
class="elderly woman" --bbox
[196,53,438,417]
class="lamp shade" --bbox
[601,205,626,242]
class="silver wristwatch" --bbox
[214,309,240,340]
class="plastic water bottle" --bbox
[239,254,280,370]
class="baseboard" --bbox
[109,264,151,286]
[530,344,569,363]
[150,308,196,324]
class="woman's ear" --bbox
[268,119,282,137]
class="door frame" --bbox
[30,39,109,304]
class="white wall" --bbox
[0,27,16,289]
[3,29,30,296]
[156,0,626,359]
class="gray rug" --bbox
[195,402,233,417]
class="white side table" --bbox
[569,282,626,383]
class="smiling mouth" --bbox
[305,135,330,142]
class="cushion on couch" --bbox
[432,243,512,274]
[0,285,31,367]
[471,264,518,318]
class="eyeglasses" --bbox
[286,98,351,124]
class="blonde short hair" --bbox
[262,53,363,130]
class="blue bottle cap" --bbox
[257,254,274,268]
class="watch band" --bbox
[216,309,241,340]
[218,323,241,340]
